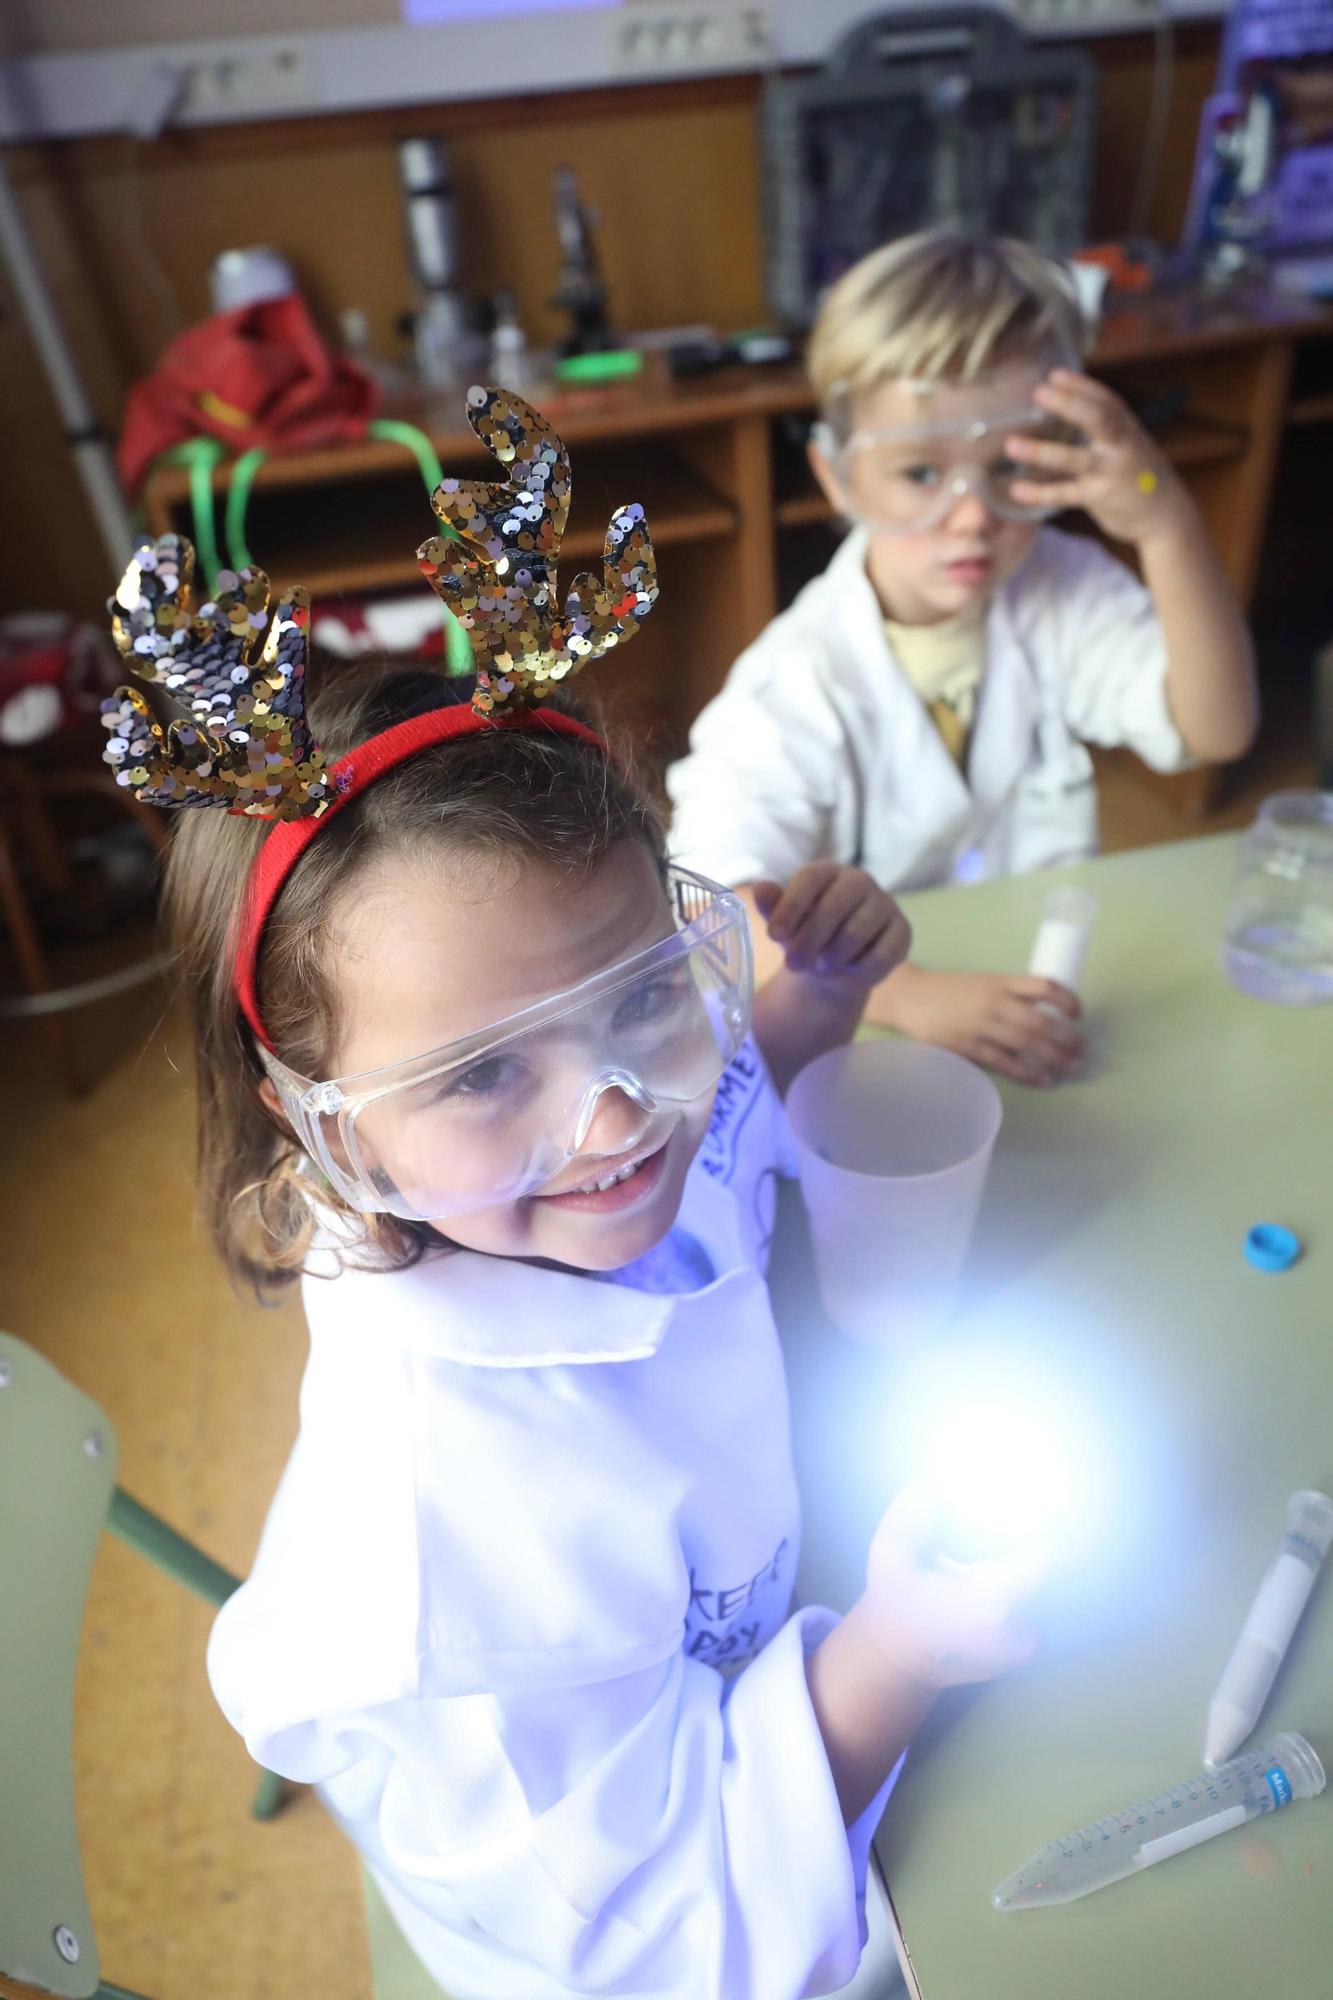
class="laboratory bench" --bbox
[781,832,1333,2000]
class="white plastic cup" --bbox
[786,1043,1003,1345]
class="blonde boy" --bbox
[668,234,1258,1084]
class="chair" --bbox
[364,1874,454,2000]
[0,729,168,1091]
[0,1333,282,2000]
[0,1330,449,2000]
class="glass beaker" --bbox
[1222,791,1333,1004]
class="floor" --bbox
[0,706,1314,2000]
[1,995,369,1998]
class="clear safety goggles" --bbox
[260,867,753,1223]
[814,370,1084,538]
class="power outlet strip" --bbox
[1008,0,1164,29]
[174,37,315,124]
[609,3,772,77]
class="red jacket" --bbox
[119,292,378,494]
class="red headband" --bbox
[235,703,606,1051]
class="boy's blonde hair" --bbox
[808,231,1088,424]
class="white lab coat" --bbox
[667,526,1191,893]
[208,1043,892,2000]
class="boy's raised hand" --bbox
[752,863,911,990]
[1006,369,1187,550]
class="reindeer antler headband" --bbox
[102,386,657,818]
[418,385,654,716]
[101,387,659,1046]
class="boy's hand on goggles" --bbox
[753,864,911,989]
[1006,370,1184,549]
[890,967,1084,1087]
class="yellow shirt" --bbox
[883,603,986,769]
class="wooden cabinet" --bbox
[143,290,1333,799]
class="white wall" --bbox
[2,0,1229,141]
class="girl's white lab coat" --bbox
[667,526,1191,892]
[208,1044,891,2000]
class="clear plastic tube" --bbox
[1204,1490,1333,1768]
[1028,886,1098,994]
[993,1732,1325,1911]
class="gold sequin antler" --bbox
[417,385,658,716]
[101,535,333,820]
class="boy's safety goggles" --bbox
[260,867,753,1222]
[814,372,1084,538]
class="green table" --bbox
[776,835,1333,2000]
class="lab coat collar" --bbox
[831,527,1040,816]
[968,581,1040,811]
[328,1159,755,1370]
[829,533,967,818]
[381,1246,680,1367]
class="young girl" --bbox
[668,233,1260,1088]
[108,391,1035,2000]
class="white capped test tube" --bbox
[1027,885,1098,994]
[1204,1490,1333,1770]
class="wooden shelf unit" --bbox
[143,288,1333,803]
[774,490,835,529]
[227,447,737,599]
[1285,391,1333,428]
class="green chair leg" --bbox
[95,1984,155,1999]
[106,1486,242,1608]
[250,1767,288,1820]
[107,1486,293,1818]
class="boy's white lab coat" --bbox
[208,1044,891,2000]
[667,526,1191,893]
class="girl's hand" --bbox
[861,1483,1040,1691]
[753,864,911,991]
[886,965,1083,1086]
[1007,369,1191,550]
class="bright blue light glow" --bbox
[892,1347,1109,1570]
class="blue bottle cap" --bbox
[1245,1223,1302,1273]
